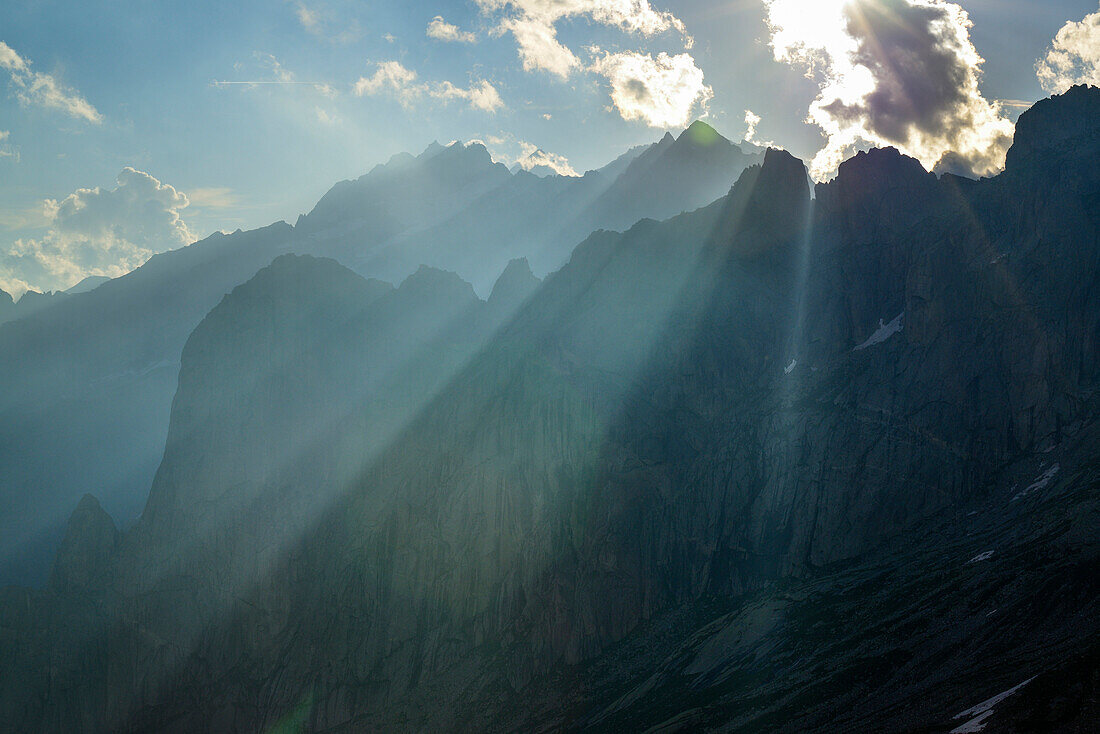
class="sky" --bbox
[1,0,1098,296]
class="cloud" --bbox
[497,15,581,77]
[427,16,477,43]
[741,109,781,149]
[212,53,337,96]
[515,142,579,175]
[293,2,362,43]
[292,2,319,30]
[743,110,761,141]
[477,0,691,79]
[764,0,1013,180]
[0,203,52,231]
[588,50,712,128]
[186,187,240,209]
[476,134,579,176]
[296,3,320,31]
[1,168,193,295]
[0,40,102,123]
[1036,5,1100,94]
[475,2,707,127]
[354,61,504,112]
[0,130,14,162]
[314,106,338,124]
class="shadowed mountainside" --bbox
[0,122,759,586]
[0,86,1097,732]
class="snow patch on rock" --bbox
[1011,464,1059,502]
[950,676,1035,732]
[854,312,903,351]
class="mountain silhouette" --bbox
[0,87,1097,732]
[0,124,757,586]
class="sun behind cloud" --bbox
[764,0,1014,179]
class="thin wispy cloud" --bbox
[354,61,504,113]
[293,2,362,44]
[0,40,102,123]
[212,53,337,96]
[296,3,321,32]
[0,130,15,162]
[186,187,240,209]
[427,16,477,44]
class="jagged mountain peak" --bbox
[818,146,938,215]
[48,493,118,594]
[419,140,445,159]
[1004,84,1100,176]
[244,252,380,293]
[488,257,540,311]
[834,146,930,186]
[677,119,724,146]
[707,147,811,258]
[399,264,480,303]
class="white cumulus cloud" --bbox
[741,109,780,148]
[354,61,503,112]
[1,168,193,295]
[743,110,761,142]
[1036,5,1100,94]
[427,16,477,43]
[764,0,1013,180]
[588,50,712,128]
[0,40,102,123]
[477,0,691,79]
[475,1,706,127]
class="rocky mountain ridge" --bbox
[0,86,1097,732]
[0,121,759,586]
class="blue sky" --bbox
[1,0,1098,295]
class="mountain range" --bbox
[1,87,1099,732]
[0,121,760,586]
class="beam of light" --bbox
[104,157,777,727]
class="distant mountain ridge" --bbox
[0,121,760,585]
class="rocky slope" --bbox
[1,87,1098,732]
